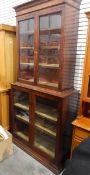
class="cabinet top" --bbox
[14,0,81,13]
[0,24,16,32]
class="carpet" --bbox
[0,145,63,175]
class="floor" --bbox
[0,145,63,175]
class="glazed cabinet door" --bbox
[37,10,61,90]
[11,87,30,145]
[18,18,35,83]
[32,93,59,160]
[17,8,62,89]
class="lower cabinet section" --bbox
[11,82,73,174]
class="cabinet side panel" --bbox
[0,91,9,130]
[62,5,79,90]
[0,31,6,88]
[5,32,17,88]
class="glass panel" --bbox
[38,12,61,89]
[35,96,58,122]
[40,16,49,29]
[38,68,59,88]
[35,115,57,137]
[28,18,34,32]
[19,18,34,82]
[13,90,29,123]
[13,89,29,142]
[14,119,29,142]
[50,14,61,28]
[34,96,58,157]
[34,130,55,158]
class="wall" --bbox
[0,0,31,25]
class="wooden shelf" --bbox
[39,54,59,58]
[38,81,58,88]
[38,63,59,69]
[40,45,60,49]
[35,104,57,122]
[29,78,34,82]
[15,114,29,123]
[15,131,29,141]
[40,28,61,35]
[35,123,56,137]
[35,105,57,122]
[35,111,57,122]
[20,78,34,82]
[20,31,34,35]
[20,62,34,66]
[34,142,55,158]
[29,78,34,83]
[20,47,34,49]
[14,102,29,111]
[28,31,34,35]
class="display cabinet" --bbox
[11,0,81,174]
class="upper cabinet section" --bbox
[14,0,81,91]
